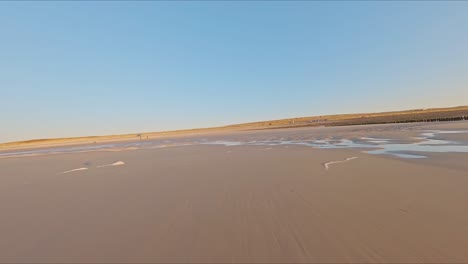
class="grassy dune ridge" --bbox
[227,106,468,129]
[2,106,467,150]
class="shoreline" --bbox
[1,121,468,162]
[2,106,467,151]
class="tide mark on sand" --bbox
[97,161,125,168]
[322,157,358,170]
[57,167,88,174]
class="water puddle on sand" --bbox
[203,130,468,159]
[2,130,468,159]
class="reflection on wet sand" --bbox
[1,126,468,159]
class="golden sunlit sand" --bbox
[1,121,468,262]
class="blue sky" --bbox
[1,2,468,142]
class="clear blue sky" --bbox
[1,2,468,143]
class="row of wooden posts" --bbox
[395,116,468,123]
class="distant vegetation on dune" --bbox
[229,106,468,130]
[1,106,467,149]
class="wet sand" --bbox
[1,122,468,263]
[2,106,467,151]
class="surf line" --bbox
[322,157,358,170]
[57,168,88,174]
[97,161,125,168]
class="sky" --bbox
[1,1,468,143]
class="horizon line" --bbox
[1,105,467,146]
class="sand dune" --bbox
[1,106,467,151]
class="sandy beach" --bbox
[1,122,468,263]
[3,1,468,262]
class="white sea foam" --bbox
[204,141,244,146]
[97,161,125,168]
[323,157,358,170]
[360,137,393,144]
[2,130,468,159]
[57,167,88,174]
